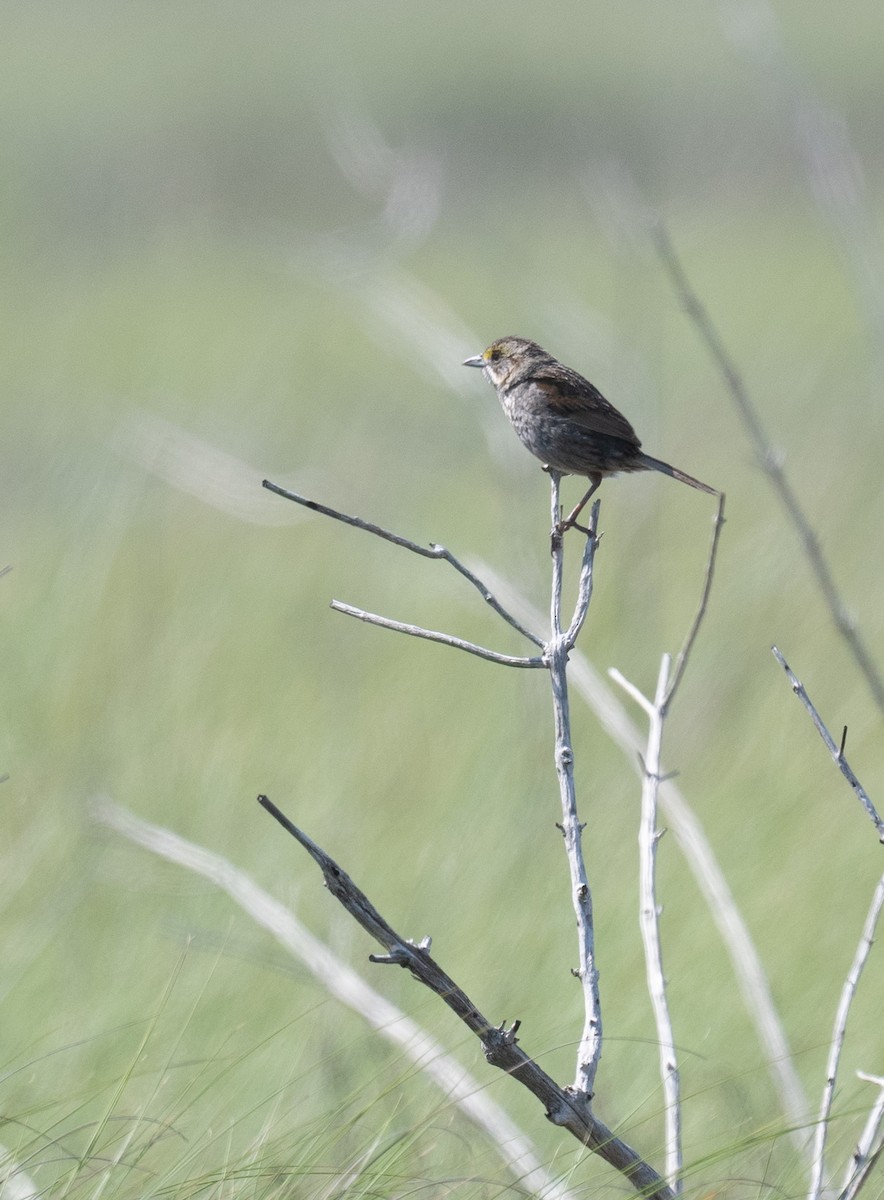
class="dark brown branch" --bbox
[258,795,675,1200]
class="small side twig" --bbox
[772,647,884,840]
[330,601,545,669]
[262,479,543,646]
[810,873,884,1200]
[653,223,884,717]
[563,500,602,650]
[664,492,726,712]
[258,795,675,1200]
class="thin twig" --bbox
[564,500,602,649]
[810,873,884,1200]
[653,223,884,717]
[330,601,545,668]
[664,492,726,712]
[772,647,884,840]
[263,479,543,646]
[257,796,675,1200]
[93,800,579,1200]
[840,1072,884,1200]
[548,474,602,1097]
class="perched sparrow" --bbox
[464,336,716,529]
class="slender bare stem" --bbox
[643,658,681,1191]
[840,1072,884,1200]
[610,657,683,1191]
[772,647,884,840]
[810,873,884,1200]
[653,224,884,716]
[664,492,726,712]
[564,501,602,650]
[257,796,674,1200]
[330,601,545,668]
[263,479,543,646]
[548,474,602,1097]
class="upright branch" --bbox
[611,656,683,1192]
[547,471,602,1095]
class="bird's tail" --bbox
[638,453,718,496]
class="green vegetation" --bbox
[2,3,883,1195]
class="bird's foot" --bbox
[555,517,595,538]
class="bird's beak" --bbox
[462,354,486,369]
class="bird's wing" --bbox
[533,372,641,445]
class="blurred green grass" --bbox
[3,2,884,1195]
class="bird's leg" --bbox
[558,476,601,535]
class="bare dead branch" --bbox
[772,647,884,841]
[548,474,602,1096]
[257,795,676,1200]
[653,223,884,716]
[609,656,682,1191]
[329,601,545,668]
[262,478,543,646]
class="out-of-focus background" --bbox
[3,3,883,1196]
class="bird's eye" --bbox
[489,348,500,361]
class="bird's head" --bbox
[463,336,551,388]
